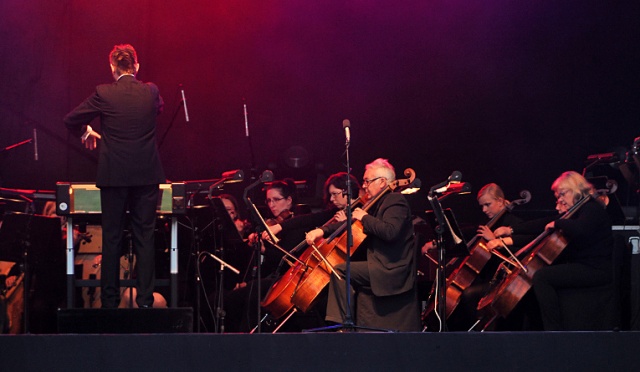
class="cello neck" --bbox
[360,168,416,213]
[361,185,392,212]
[559,193,592,220]
[466,207,508,247]
[486,207,508,230]
[515,194,592,259]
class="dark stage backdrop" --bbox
[1,1,638,221]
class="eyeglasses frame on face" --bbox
[265,197,286,205]
[555,189,572,200]
[362,176,384,187]
[329,191,345,198]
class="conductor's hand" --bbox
[81,125,100,150]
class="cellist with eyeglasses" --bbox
[305,158,420,332]
[493,171,614,331]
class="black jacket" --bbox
[64,75,165,187]
[322,192,416,297]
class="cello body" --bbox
[476,194,591,330]
[421,191,531,330]
[261,202,363,319]
[261,169,415,320]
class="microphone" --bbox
[33,128,38,161]
[448,170,462,183]
[343,119,351,144]
[203,252,240,274]
[180,85,189,123]
[244,101,250,137]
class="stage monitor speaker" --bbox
[57,308,193,334]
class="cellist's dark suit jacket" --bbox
[322,192,418,330]
[355,193,416,296]
[64,75,165,308]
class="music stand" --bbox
[426,194,469,332]
[423,209,469,259]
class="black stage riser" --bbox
[57,308,193,334]
[2,332,639,371]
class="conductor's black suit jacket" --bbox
[64,75,165,187]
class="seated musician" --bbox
[222,179,301,332]
[0,262,21,333]
[265,172,361,242]
[219,193,251,238]
[306,158,420,332]
[441,184,533,331]
[496,171,614,331]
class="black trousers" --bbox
[325,261,368,324]
[100,185,159,308]
[325,261,421,331]
[532,262,611,330]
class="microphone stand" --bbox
[309,126,358,332]
[204,171,244,332]
[427,189,449,332]
[341,134,356,330]
[307,123,394,333]
[205,239,240,333]
[158,88,187,151]
[1,138,32,154]
[242,171,272,333]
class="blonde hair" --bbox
[477,183,505,202]
[551,171,595,203]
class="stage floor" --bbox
[2,331,639,371]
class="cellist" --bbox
[264,172,361,240]
[495,171,613,330]
[305,158,420,331]
[423,183,532,331]
[222,178,300,332]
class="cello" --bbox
[259,198,363,320]
[289,168,416,316]
[475,193,593,330]
[421,190,531,329]
[261,168,415,325]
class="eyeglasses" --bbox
[265,197,285,205]
[362,177,383,186]
[329,191,344,198]
[555,190,572,200]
